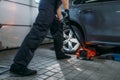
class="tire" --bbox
[63,24,83,54]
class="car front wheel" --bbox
[63,25,83,54]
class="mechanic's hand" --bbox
[64,9,70,24]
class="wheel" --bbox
[63,24,83,54]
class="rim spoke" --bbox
[70,38,79,43]
[63,32,69,39]
[63,32,66,37]
[69,30,73,38]
[63,40,68,44]
[68,41,73,50]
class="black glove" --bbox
[64,9,70,24]
[55,17,64,25]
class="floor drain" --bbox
[0,65,9,75]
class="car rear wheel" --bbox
[63,24,83,54]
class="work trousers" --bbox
[13,9,64,66]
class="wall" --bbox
[0,0,39,50]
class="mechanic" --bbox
[10,0,71,76]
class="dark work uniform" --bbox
[13,0,63,66]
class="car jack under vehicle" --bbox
[76,46,96,60]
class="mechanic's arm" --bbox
[57,0,70,21]
[61,0,70,21]
[61,0,69,10]
[57,4,62,21]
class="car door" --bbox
[73,0,120,44]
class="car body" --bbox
[63,0,120,53]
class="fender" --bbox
[69,9,87,43]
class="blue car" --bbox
[63,0,120,53]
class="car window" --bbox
[73,0,116,5]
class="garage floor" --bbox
[0,44,120,80]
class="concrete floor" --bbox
[0,44,120,80]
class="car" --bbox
[63,0,120,54]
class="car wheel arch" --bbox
[70,20,86,44]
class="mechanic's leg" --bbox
[10,23,50,76]
[50,18,71,59]
[12,6,54,66]
[14,24,50,66]
[10,10,54,76]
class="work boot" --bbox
[57,54,71,60]
[10,64,37,76]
